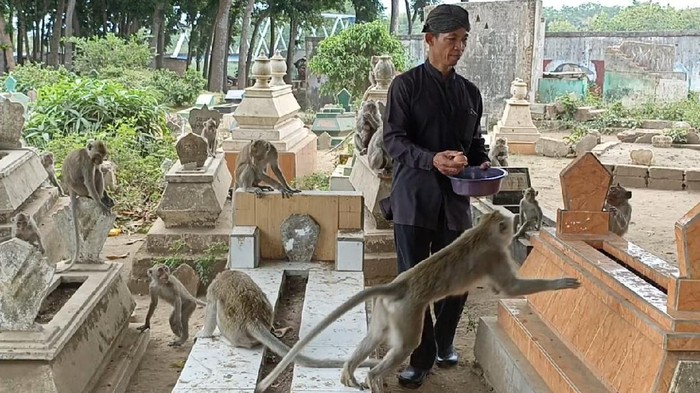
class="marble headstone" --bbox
[176,132,208,169]
[0,96,28,149]
[280,214,320,262]
[53,198,116,264]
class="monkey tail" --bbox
[254,283,400,393]
[195,299,207,307]
[512,220,531,240]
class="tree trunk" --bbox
[390,0,399,34]
[203,29,214,81]
[64,0,77,69]
[151,1,165,69]
[16,17,24,65]
[0,13,16,71]
[207,0,232,92]
[268,16,275,57]
[404,0,413,35]
[223,14,233,92]
[285,16,298,84]
[245,11,267,88]
[48,0,65,67]
[236,0,256,89]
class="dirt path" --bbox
[117,148,697,392]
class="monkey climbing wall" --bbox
[474,152,700,393]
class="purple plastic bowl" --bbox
[448,167,509,197]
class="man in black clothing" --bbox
[382,4,491,388]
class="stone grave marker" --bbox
[27,90,37,102]
[176,132,208,169]
[4,75,16,93]
[224,89,245,103]
[318,132,332,150]
[195,93,216,108]
[189,104,222,136]
[0,96,28,149]
[336,89,352,112]
[280,214,320,262]
[490,167,532,207]
[54,198,117,264]
[0,238,54,331]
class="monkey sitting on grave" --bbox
[488,136,509,167]
[254,210,581,393]
[354,100,381,155]
[234,139,301,198]
[54,141,114,274]
[11,212,44,254]
[512,187,543,240]
[367,123,393,177]
[40,151,65,196]
[604,183,632,237]
[137,263,207,347]
[196,270,381,369]
[201,118,218,158]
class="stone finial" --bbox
[510,78,528,100]
[251,55,272,89]
[373,55,395,89]
[189,104,222,135]
[0,96,28,149]
[176,132,208,169]
[559,152,611,212]
[0,238,54,331]
[53,198,116,264]
[675,203,700,278]
[270,52,287,87]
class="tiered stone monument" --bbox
[221,54,317,185]
[475,152,700,393]
[0,92,143,393]
[362,55,395,110]
[127,130,232,294]
[491,78,541,155]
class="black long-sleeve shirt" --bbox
[383,60,490,232]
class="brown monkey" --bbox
[234,139,300,198]
[367,124,392,177]
[488,136,509,167]
[11,212,44,254]
[196,270,380,369]
[605,183,632,237]
[512,187,543,240]
[54,141,114,274]
[39,151,65,196]
[201,118,218,157]
[137,263,206,347]
[354,100,381,155]
[255,210,580,393]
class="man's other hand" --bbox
[480,161,491,170]
[433,150,466,177]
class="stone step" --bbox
[91,324,150,393]
[144,217,231,254]
[364,252,397,281]
[363,228,395,254]
[495,299,610,392]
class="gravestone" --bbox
[176,133,209,169]
[189,104,222,136]
[4,75,16,93]
[195,94,216,108]
[280,214,320,262]
[224,90,245,103]
[0,238,54,331]
[27,90,37,102]
[490,167,532,207]
[0,96,28,149]
[53,198,117,264]
[318,132,332,150]
[337,89,352,112]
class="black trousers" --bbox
[393,218,469,371]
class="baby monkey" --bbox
[201,118,218,158]
[255,210,581,393]
[512,187,543,240]
[39,151,65,196]
[137,263,206,347]
[234,139,300,198]
[488,136,509,167]
[605,183,632,237]
[197,270,380,369]
[11,212,44,253]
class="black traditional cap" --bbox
[422,4,471,34]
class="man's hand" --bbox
[433,150,467,177]
[480,161,491,170]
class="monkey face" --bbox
[523,188,538,201]
[41,153,54,167]
[607,184,631,204]
[88,141,108,165]
[496,137,507,146]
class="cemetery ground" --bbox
[107,143,697,393]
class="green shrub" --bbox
[291,172,330,191]
[40,122,177,231]
[23,78,168,149]
[69,32,153,75]
[0,63,75,94]
[148,68,206,107]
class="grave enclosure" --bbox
[0,81,144,393]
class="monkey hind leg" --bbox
[341,302,388,389]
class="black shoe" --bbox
[436,346,459,368]
[397,366,430,389]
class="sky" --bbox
[380,0,698,14]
